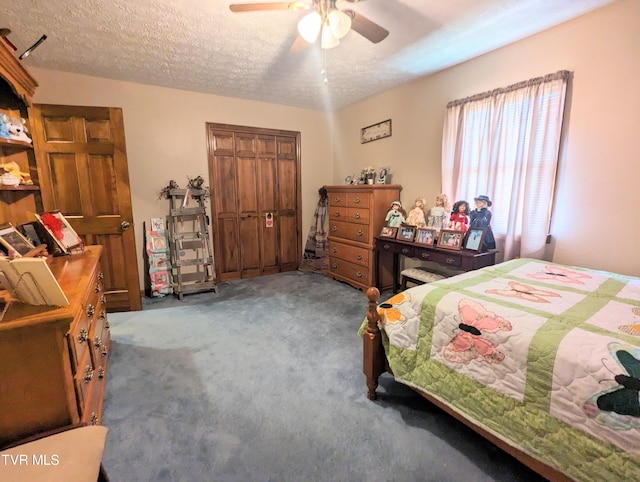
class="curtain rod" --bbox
[447,70,572,108]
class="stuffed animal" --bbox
[0,114,10,139]
[2,114,32,143]
[0,161,31,184]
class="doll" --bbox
[469,195,496,250]
[449,200,469,233]
[426,193,450,231]
[385,200,406,227]
[405,197,427,228]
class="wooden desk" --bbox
[374,236,498,292]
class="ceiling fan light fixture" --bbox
[320,24,339,49]
[328,9,351,39]
[298,11,322,43]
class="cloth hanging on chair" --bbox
[299,187,328,273]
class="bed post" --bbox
[363,287,386,400]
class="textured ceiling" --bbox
[1,0,614,111]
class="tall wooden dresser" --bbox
[325,184,401,291]
[0,246,110,447]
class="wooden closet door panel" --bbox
[30,104,140,312]
[217,217,240,280]
[277,138,299,270]
[258,136,278,273]
[240,216,260,277]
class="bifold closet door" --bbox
[206,124,301,282]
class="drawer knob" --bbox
[94,335,102,349]
[357,230,363,236]
[87,304,95,318]
[354,213,361,219]
[94,283,102,293]
[402,248,410,254]
[334,212,340,217]
[98,366,105,380]
[78,328,89,344]
[98,271,104,281]
[84,365,94,383]
[101,295,107,304]
[446,257,456,265]
[332,247,337,253]
[90,413,99,425]
[102,346,109,357]
[354,197,361,204]
[356,254,363,260]
[104,320,110,329]
[421,253,430,259]
[332,263,338,269]
[332,226,337,232]
[383,244,390,250]
[356,271,363,278]
[334,196,341,203]
[99,309,106,320]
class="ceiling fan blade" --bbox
[345,10,389,44]
[229,2,309,12]
[290,34,311,53]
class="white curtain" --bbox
[442,71,570,261]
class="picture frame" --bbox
[380,226,398,238]
[376,166,391,184]
[415,228,437,246]
[397,225,416,242]
[437,229,463,250]
[360,119,392,144]
[18,221,65,257]
[0,223,35,257]
[463,227,487,252]
[34,211,84,254]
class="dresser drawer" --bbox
[73,346,94,413]
[347,192,370,208]
[414,247,462,268]
[376,238,415,258]
[329,240,370,267]
[329,256,372,286]
[329,191,349,207]
[347,207,370,225]
[329,220,369,243]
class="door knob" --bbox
[121,221,131,230]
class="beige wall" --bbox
[30,70,335,288]
[333,0,640,276]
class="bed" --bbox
[361,258,640,481]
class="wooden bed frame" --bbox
[362,287,572,482]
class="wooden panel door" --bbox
[207,123,301,282]
[29,104,141,312]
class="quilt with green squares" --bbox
[374,259,640,481]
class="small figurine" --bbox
[385,200,406,227]
[426,193,450,231]
[405,197,427,228]
[449,200,470,233]
[469,195,496,250]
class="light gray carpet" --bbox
[101,271,545,481]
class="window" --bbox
[442,71,570,260]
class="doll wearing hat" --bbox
[385,200,406,227]
[469,195,496,250]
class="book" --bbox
[0,256,69,306]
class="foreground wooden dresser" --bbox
[0,246,110,447]
[325,184,401,290]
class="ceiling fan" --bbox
[229,1,389,49]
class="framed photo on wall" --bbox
[463,227,487,252]
[415,228,436,246]
[438,229,463,250]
